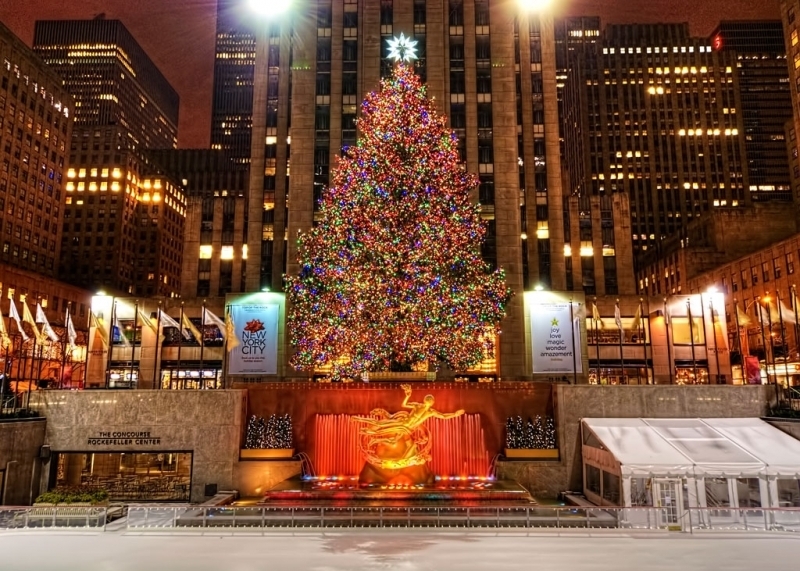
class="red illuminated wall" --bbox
[246,382,555,462]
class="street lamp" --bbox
[248,0,292,17]
[518,0,553,9]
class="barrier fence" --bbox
[1,505,800,533]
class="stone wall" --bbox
[0,418,46,505]
[766,418,800,441]
[497,384,776,499]
[31,390,245,503]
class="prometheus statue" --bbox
[353,384,464,473]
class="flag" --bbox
[89,311,108,347]
[779,300,797,324]
[36,303,60,343]
[0,306,11,350]
[757,303,771,327]
[22,300,44,344]
[138,309,157,334]
[614,302,623,330]
[8,299,28,341]
[225,311,240,352]
[735,303,751,328]
[592,303,603,328]
[65,308,77,351]
[182,312,202,343]
[113,313,131,348]
[203,308,227,336]
[631,304,642,332]
[160,312,192,340]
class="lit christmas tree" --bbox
[286,63,511,380]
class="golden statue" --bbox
[353,384,464,474]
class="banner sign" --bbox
[744,355,762,385]
[227,304,279,375]
[531,302,582,374]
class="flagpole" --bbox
[664,298,674,384]
[569,298,577,385]
[593,297,600,383]
[222,304,230,389]
[106,298,116,389]
[699,294,711,383]
[129,300,138,389]
[765,294,780,404]
[793,285,800,361]
[734,297,743,383]
[82,307,89,390]
[153,302,162,390]
[60,303,70,389]
[639,298,646,384]
[616,300,625,384]
[645,299,654,384]
[777,290,790,389]
[199,300,206,389]
[757,296,770,385]
[177,302,184,390]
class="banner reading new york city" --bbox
[530,302,582,374]
[227,304,279,375]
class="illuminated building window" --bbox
[221,246,234,260]
[199,245,213,259]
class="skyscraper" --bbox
[205,0,591,376]
[33,18,183,296]
[562,23,749,262]
[0,20,73,277]
[33,18,178,149]
[210,0,257,165]
[709,21,792,203]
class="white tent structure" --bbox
[581,418,800,520]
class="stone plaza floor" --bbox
[1,530,799,571]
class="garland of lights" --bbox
[505,415,557,450]
[245,414,293,449]
[286,64,512,381]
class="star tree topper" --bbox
[387,33,418,63]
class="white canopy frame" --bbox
[581,418,800,511]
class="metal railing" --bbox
[2,505,799,533]
[122,505,800,532]
[0,506,109,530]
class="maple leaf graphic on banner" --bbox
[244,319,265,333]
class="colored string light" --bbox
[286,64,512,380]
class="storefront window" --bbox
[675,367,709,385]
[586,318,649,344]
[54,452,191,502]
[671,317,705,345]
[161,368,222,390]
[588,367,651,385]
[108,368,138,389]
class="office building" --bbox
[33,19,183,295]
[709,21,792,203]
[0,20,73,277]
[562,23,748,262]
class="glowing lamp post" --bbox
[248,0,292,17]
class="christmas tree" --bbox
[286,64,512,380]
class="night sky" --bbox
[0,0,781,148]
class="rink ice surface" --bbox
[1,530,800,571]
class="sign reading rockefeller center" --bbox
[87,431,162,446]
[530,302,582,375]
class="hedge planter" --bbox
[504,448,559,460]
[240,448,295,460]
